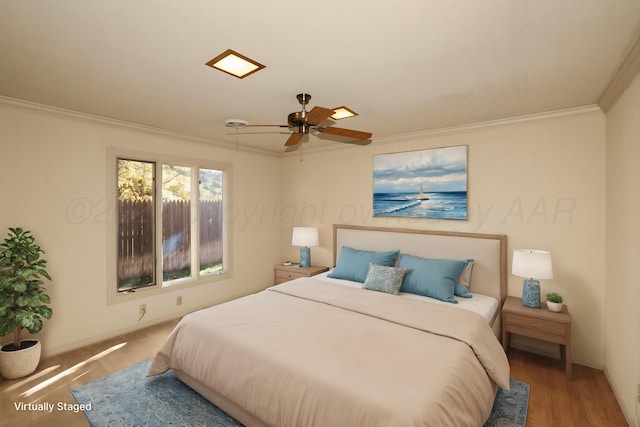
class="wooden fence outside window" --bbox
[117,199,222,289]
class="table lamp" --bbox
[292,227,319,267]
[512,249,553,308]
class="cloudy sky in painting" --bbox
[373,145,467,193]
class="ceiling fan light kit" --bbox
[330,106,358,120]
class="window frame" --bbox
[107,148,233,305]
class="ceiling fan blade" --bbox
[317,126,372,140]
[284,132,304,146]
[304,106,335,125]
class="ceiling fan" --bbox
[233,93,372,150]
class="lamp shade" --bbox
[512,249,553,280]
[292,227,319,247]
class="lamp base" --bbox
[522,279,541,308]
[299,247,311,267]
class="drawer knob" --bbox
[531,323,536,327]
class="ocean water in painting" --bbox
[373,191,467,219]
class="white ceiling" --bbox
[1,1,639,154]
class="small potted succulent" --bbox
[0,227,52,379]
[545,292,563,313]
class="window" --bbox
[198,168,224,276]
[117,159,156,291]
[109,150,230,301]
[161,164,192,283]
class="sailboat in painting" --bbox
[416,184,429,201]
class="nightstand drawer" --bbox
[275,270,308,282]
[506,313,567,337]
[274,265,329,285]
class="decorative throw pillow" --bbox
[399,254,469,303]
[362,263,407,295]
[455,259,474,298]
[457,260,474,286]
[328,246,400,283]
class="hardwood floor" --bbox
[508,348,629,427]
[0,319,630,427]
[0,320,180,427]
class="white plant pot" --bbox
[0,339,41,380]
[547,301,563,313]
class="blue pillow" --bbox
[328,246,400,283]
[454,283,473,298]
[399,254,469,303]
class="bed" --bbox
[148,224,510,427]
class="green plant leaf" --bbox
[23,316,43,334]
[0,318,17,337]
[17,268,34,279]
[15,309,42,332]
[38,293,51,304]
[16,294,40,307]
[0,294,14,308]
[0,275,14,289]
[12,279,27,293]
[38,306,52,319]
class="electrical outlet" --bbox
[176,296,182,306]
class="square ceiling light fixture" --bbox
[330,106,358,120]
[206,49,265,79]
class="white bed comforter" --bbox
[149,279,510,427]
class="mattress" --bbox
[312,270,501,324]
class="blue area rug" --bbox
[485,378,529,427]
[72,359,528,427]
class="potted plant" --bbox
[0,227,52,379]
[546,292,563,313]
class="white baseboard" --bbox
[605,367,638,427]
[39,301,219,359]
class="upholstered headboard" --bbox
[333,224,507,304]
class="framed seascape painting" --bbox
[373,145,468,220]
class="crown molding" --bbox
[371,105,603,146]
[1,95,603,159]
[0,96,280,158]
[599,36,640,112]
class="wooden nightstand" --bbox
[502,296,572,380]
[274,264,329,285]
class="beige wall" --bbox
[604,70,640,425]
[0,104,281,357]
[0,99,613,376]
[280,110,606,368]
